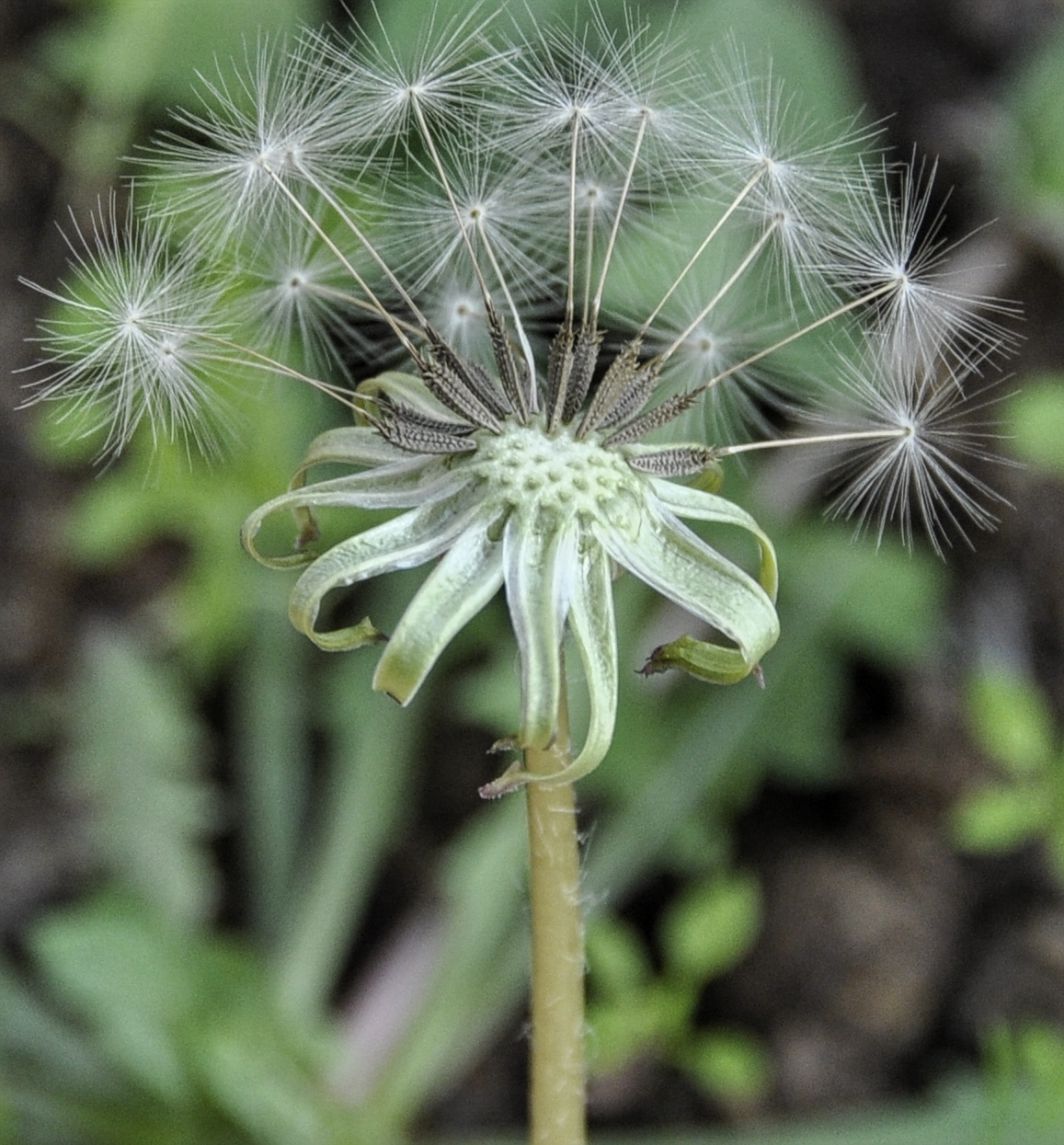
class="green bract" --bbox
[242,367,778,794]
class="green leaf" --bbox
[195,1020,344,1145]
[967,670,1057,775]
[230,606,313,948]
[30,894,207,1103]
[0,957,111,1091]
[276,651,419,1015]
[587,916,652,1001]
[25,893,371,1144]
[37,0,325,111]
[951,785,1048,854]
[587,981,692,1075]
[998,28,1064,254]
[1006,377,1064,476]
[364,802,530,1125]
[64,628,220,923]
[681,1027,772,1105]
[660,872,761,984]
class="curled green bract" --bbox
[242,371,780,795]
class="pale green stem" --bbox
[524,693,587,1145]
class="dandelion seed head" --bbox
[25,13,1011,529]
[21,7,1016,780]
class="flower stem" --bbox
[524,693,587,1145]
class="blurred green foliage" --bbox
[7,0,326,185]
[983,1024,1064,1143]
[39,0,324,108]
[373,0,862,123]
[587,873,770,1108]
[953,669,1064,878]
[1,893,394,1145]
[1005,375,1064,478]
[63,631,220,924]
[998,26,1064,258]
[35,380,326,674]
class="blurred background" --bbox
[3,0,1064,1142]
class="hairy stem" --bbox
[524,695,587,1145]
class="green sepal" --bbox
[240,457,459,569]
[648,478,779,600]
[640,634,764,686]
[289,425,411,484]
[286,495,483,653]
[302,616,389,654]
[372,508,505,704]
[503,510,575,751]
[284,424,415,554]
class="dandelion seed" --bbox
[20,196,231,460]
[814,348,1013,556]
[145,37,349,235]
[232,206,381,374]
[305,6,507,144]
[823,158,1020,371]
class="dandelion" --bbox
[21,10,1011,779]
[19,10,1015,1143]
